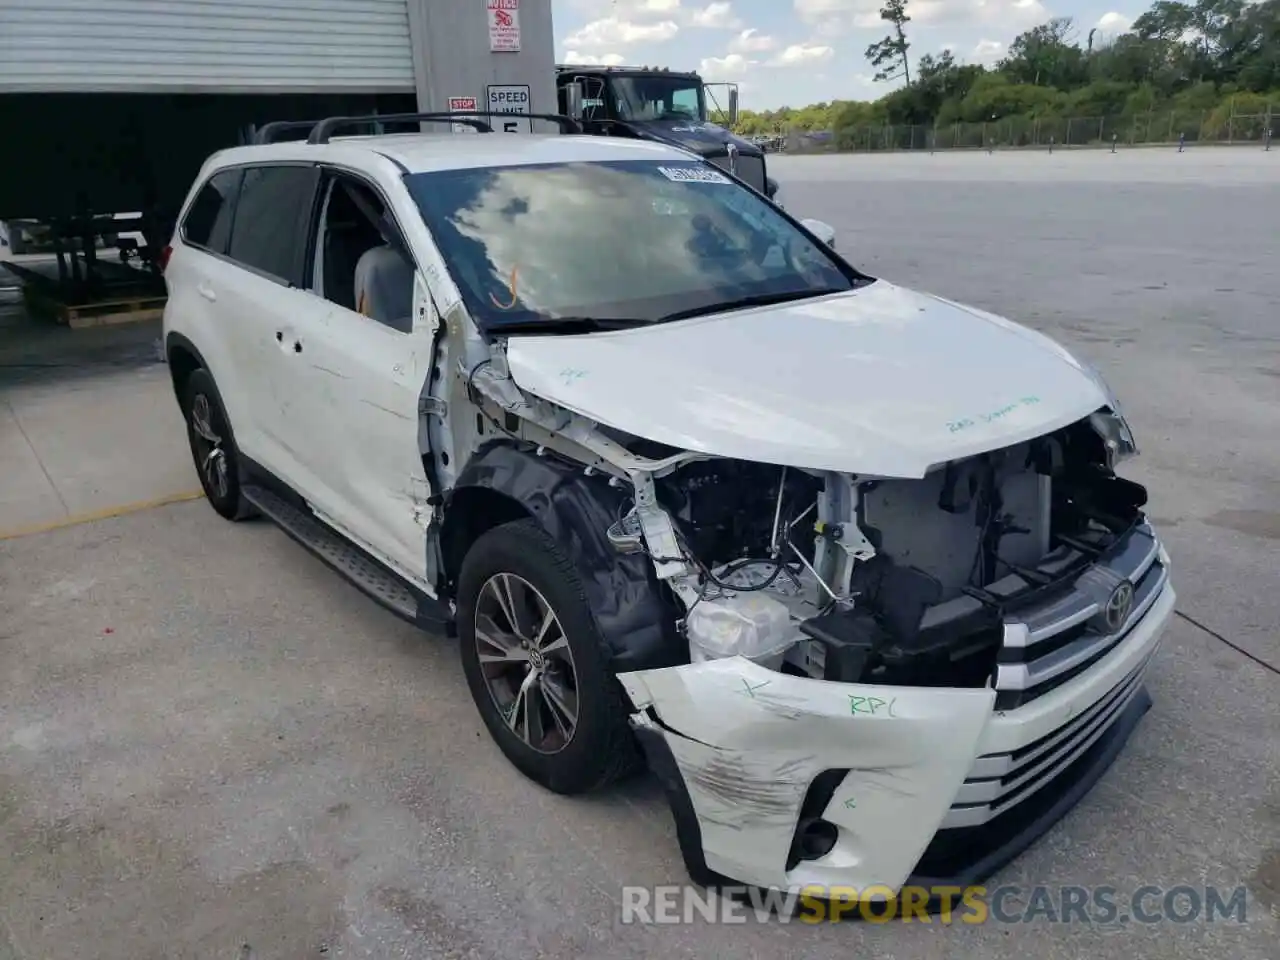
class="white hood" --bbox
[503,281,1108,478]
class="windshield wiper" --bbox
[657,288,848,324]
[491,315,649,335]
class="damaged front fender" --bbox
[619,657,994,893]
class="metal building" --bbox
[0,0,557,221]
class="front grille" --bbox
[935,520,1169,830]
[994,523,1166,709]
[707,152,766,194]
[942,647,1157,829]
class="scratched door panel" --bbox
[296,299,434,586]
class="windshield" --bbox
[612,75,705,122]
[403,159,859,334]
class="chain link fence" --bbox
[781,108,1277,154]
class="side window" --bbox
[671,87,699,116]
[226,164,319,286]
[315,172,415,334]
[576,76,607,121]
[181,168,243,254]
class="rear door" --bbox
[216,163,325,494]
[165,166,244,416]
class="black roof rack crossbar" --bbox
[307,110,583,143]
[308,112,494,142]
[491,111,583,134]
[253,120,324,145]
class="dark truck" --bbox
[554,64,781,204]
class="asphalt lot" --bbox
[2,148,1278,959]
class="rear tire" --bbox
[182,368,256,522]
[457,518,642,794]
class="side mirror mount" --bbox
[766,176,784,208]
[801,218,836,249]
[564,82,585,121]
[727,87,740,128]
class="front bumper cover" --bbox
[618,579,1175,896]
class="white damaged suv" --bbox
[162,113,1174,902]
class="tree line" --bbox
[733,0,1280,141]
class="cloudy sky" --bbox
[552,0,1138,109]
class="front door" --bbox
[291,170,435,587]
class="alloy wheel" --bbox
[189,393,229,500]
[474,572,580,754]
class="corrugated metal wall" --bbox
[0,0,415,93]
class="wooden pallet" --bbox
[62,296,167,329]
[24,291,167,329]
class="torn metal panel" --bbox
[449,440,687,672]
[619,656,994,892]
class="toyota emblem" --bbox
[1103,581,1135,633]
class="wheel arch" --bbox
[165,332,207,403]
[442,439,686,673]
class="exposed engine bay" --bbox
[627,411,1148,689]
[458,319,1171,895]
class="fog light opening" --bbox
[795,817,839,861]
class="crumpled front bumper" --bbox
[618,579,1176,895]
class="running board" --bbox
[242,484,452,633]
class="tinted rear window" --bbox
[181,168,243,254]
[226,165,319,285]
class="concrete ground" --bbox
[2,148,1278,959]
[0,276,198,537]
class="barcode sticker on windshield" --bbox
[657,165,731,184]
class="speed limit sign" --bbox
[486,84,532,133]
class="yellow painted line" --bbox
[0,489,205,541]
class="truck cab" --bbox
[554,64,780,202]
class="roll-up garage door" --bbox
[0,0,415,94]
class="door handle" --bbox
[197,283,216,302]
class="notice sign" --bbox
[487,0,521,52]
[487,84,532,133]
[447,96,478,133]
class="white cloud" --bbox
[699,52,754,79]
[972,38,1004,60]
[563,50,627,66]
[793,0,1048,31]
[793,0,896,29]
[689,2,743,28]
[729,28,776,53]
[1095,11,1132,31]
[570,0,744,30]
[567,0,680,15]
[563,17,680,48]
[768,43,835,67]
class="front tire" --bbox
[457,518,642,794]
[182,368,256,521]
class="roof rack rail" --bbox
[253,120,323,145]
[252,116,491,144]
[307,112,493,142]
[307,111,581,144]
